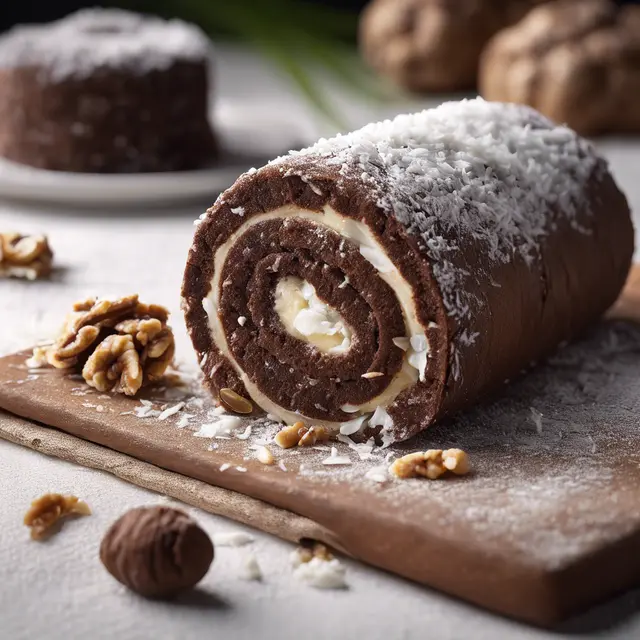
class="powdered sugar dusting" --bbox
[0,9,212,81]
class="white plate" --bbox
[0,103,314,207]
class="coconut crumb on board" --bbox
[241,554,263,581]
[157,401,185,421]
[213,531,254,547]
[292,556,348,590]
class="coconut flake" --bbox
[194,415,243,438]
[293,557,347,589]
[322,447,352,466]
[157,401,185,421]
[369,406,394,431]
[340,404,360,414]
[365,465,389,483]
[241,554,263,581]
[235,425,252,440]
[531,407,543,434]
[339,415,367,436]
[231,206,246,216]
[213,531,254,547]
[408,334,429,382]
[392,337,410,351]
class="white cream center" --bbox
[274,277,351,354]
[205,205,431,431]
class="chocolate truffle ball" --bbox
[100,506,214,599]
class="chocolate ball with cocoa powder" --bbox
[359,0,552,92]
[100,506,214,599]
[479,0,640,136]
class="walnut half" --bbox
[32,295,175,396]
[0,232,53,280]
[390,449,470,479]
[24,493,91,540]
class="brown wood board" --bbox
[2,269,640,626]
[0,410,349,552]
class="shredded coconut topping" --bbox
[279,99,600,323]
[0,9,212,81]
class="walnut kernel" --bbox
[29,295,175,396]
[298,426,329,447]
[390,449,470,480]
[0,232,53,280]
[294,542,334,565]
[24,493,91,540]
[275,423,330,449]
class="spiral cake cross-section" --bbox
[183,99,633,444]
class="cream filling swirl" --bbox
[205,205,429,431]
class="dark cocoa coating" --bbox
[100,506,214,599]
[182,153,632,442]
[0,60,216,173]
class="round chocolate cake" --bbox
[0,9,216,173]
[182,99,633,444]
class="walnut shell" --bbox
[479,0,640,135]
[359,0,550,92]
[100,506,214,599]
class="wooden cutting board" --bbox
[2,269,640,626]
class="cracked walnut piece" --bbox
[275,422,330,449]
[32,295,175,396]
[390,449,470,480]
[24,493,91,540]
[0,232,53,280]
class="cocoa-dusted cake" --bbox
[0,9,216,173]
[182,99,632,444]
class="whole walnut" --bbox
[100,506,214,599]
[359,0,551,92]
[479,0,640,135]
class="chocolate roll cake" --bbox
[183,99,633,444]
[0,9,216,173]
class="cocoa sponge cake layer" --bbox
[0,9,216,173]
[183,99,633,444]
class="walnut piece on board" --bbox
[480,0,640,135]
[390,449,470,479]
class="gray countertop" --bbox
[1,46,639,640]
